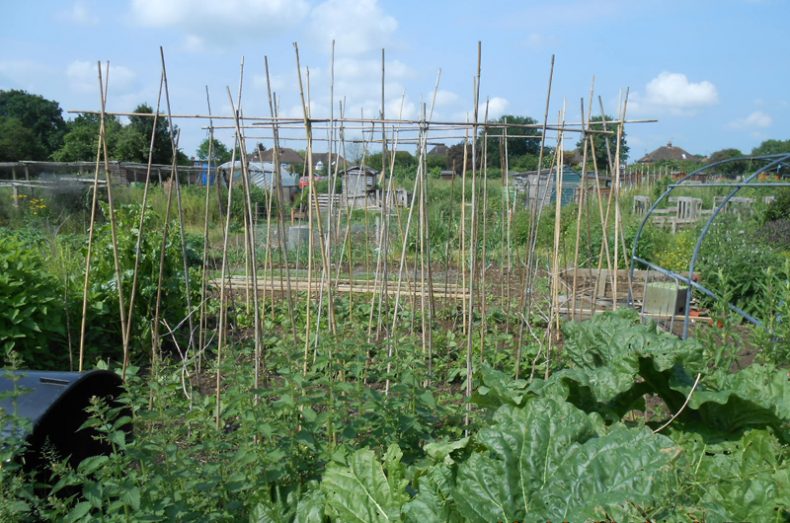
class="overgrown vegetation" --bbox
[1,311,787,521]
[0,203,199,369]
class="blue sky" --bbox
[2,0,788,161]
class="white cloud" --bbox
[129,0,398,55]
[309,0,398,55]
[66,1,99,25]
[307,56,413,111]
[729,110,773,129]
[284,99,330,119]
[130,0,310,47]
[182,35,206,53]
[632,72,718,115]
[386,96,416,120]
[485,96,509,120]
[451,97,507,123]
[67,60,137,94]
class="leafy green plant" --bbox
[450,399,675,522]
[696,214,788,315]
[0,230,67,367]
[81,203,200,363]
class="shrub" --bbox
[0,230,68,367]
[763,188,790,223]
[697,215,787,315]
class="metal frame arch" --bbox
[628,152,790,338]
[682,153,790,337]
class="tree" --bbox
[344,142,363,164]
[196,137,232,164]
[0,117,46,161]
[114,126,150,163]
[485,115,541,168]
[576,115,629,173]
[175,149,192,166]
[752,139,790,156]
[426,153,448,170]
[53,113,122,162]
[114,103,175,164]
[446,142,469,174]
[706,148,750,176]
[0,89,67,157]
[367,150,415,169]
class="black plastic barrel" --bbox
[0,370,127,471]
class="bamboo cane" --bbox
[465,42,482,431]
[160,48,196,363]
[264,58,298,343]
[197,85,215,375]
[516,55,554,379]
[78,62,110,373]
[124,71,165,377]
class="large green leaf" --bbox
[474,398,597,516]
[423,437,469,465]
[402,465,462,523]
[293,487,325,523]
[557,313,790,439]
[551,311,704,418]
[249,502,285,523]
[542,426,676,522]
[472,365,530,409]
[453,452,518,522]
[673,364,790,436]
[321,446,406,523]
[562,310,703,377]
[692,430,790,520]
[450,397,675,522]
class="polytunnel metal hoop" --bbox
[628,152,790,338]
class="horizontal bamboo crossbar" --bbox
[213,276,470,300]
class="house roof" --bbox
[259,147,304,165]
[311,152,348,169]
[638,142,696,163]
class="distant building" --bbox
[339,165,407,209]
[258,147,304,169]
[311,152,347,173]
[342,165,378,198]
[638,142,698,163]
[216,160,299,202]
[510,167,610,210]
